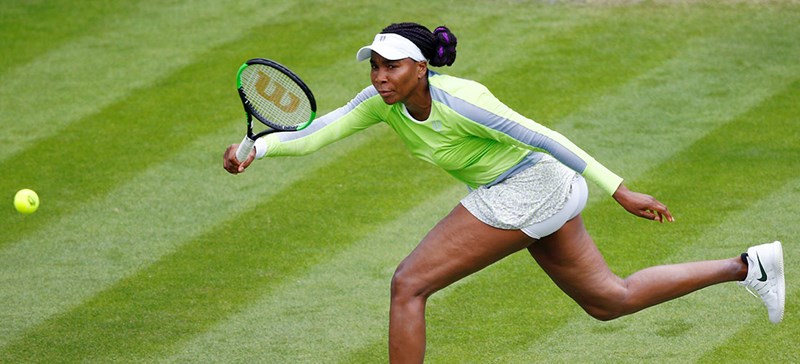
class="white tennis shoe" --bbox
[739,241,785,324]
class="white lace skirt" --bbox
[460,154,578,231]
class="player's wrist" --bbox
[612,183,630,201]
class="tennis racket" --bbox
[234,58,316,163]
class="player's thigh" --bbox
[393,203,534,297]
[527,216,625,302]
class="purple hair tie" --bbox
[435,27,450,44]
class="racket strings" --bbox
[240,65,312,128]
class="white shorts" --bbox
[460,157,588,239]
[521,175,587,238]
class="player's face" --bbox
[370,54,426,105]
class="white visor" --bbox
[356,33,427,62]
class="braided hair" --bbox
[381,22,457,67]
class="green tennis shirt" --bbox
[255,71,623,194]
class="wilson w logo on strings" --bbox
[254,70,301,113]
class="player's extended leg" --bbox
[388,203,535,364]
[527,214,748,321]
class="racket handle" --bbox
[235,135,256,163]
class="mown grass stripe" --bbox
[445,3,599,82]
[0,0,296,163]
[0,120,380,351]
[697,196,800,363]
[0,46,240,248]
[0,1,143,70]
[0,1,312,249]
[0,6,376,250]
[553,4,800,186]
[481,4,713,124]
[163,185,466,363]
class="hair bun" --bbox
[431,26,457,67]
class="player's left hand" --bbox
[612,184,674,223]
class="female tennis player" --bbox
[223,22,785,363]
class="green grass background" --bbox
[2,0,799,362]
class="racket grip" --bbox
[235,136,256,163]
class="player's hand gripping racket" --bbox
[234,58,316,163]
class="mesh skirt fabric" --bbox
[460,155,577,230]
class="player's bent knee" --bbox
[581,304,624,322]
[577,291,635,321]
[571,280,631,321]
[572,289,630,321]
[390,265,433,303]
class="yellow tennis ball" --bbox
[14,189,39,214]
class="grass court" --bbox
[2,0,799,362]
